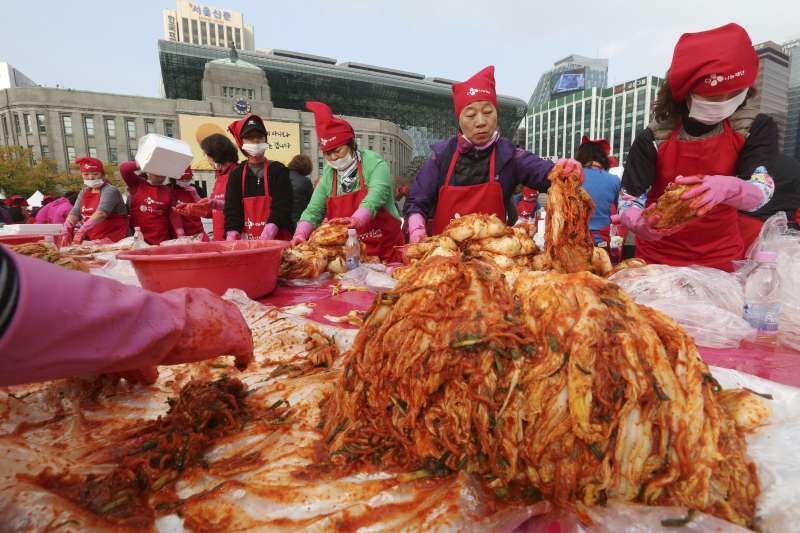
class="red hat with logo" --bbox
[305,101,355,152]
[580,135,611,155]
[76,157,104,174]
[180,166,193,180]
[452,66,498,119]
[522,187,537,198]
[668,23,759,102]
[228,114,267,149]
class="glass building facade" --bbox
[528,55,608,109]
[526,76,663,166]
[784,39,800,159]
[159,40,527,157]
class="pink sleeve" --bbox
[0,250,187,386]
[119,160,143,192]
[34,204,51,224]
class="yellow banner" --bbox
[177,114,300,171]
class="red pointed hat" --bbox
[76,157,104,174]
[227,114,267,148]
[452,66,498,119]
[580,135,611,155]
[668,23,759,102]
[305,101,354,152]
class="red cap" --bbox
[452,66,498,119]
[180,166,193,180]
[580,135,611,155]
[522,187,537,198]
[305,101,355,152]
[668,23,759,102]
[227,114,267,149]
[76,157,104,174]
[608,155,619,167]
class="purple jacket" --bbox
[403,136,554,220]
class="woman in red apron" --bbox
[175,134,240,241]
[615,24,777,272]
[402,65,578,243]
[170,167,208,241]
[120,160,185,245]
[59,157,129,244]
[290,102,405,263]
[223,114,293,241]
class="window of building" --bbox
[36,113,46,134]
[145,119,156,134]
[234,28,241,49]
[164,121,174,138]
[14,114,21,135]
[61,115,72,136]
[106,118,116,138]
[182,18,190,43]
[23,114,33,135]
[126,119,136,140]
[248,89,254,99]
[84,116,95,137]
[88,147,98,158]
[200,21,208,45]
[129,148,137,160]
[210,23,217,46]
[191,20,199,44]
[66,146,76,163]
[303,129,311,149]
[41,145,49,159]
[226,26,233,47]
[368,135,375,151]
[217,24,225,45]
[1,116,8,138]
[109,147,118,163]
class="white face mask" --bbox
[176,180,193,189]
[329,152,356,172]
[688,90,748,125]
[84,179,104,188]
[242,142,268,157]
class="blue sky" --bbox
[1,0,798,101]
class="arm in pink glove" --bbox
[555,158,584,182]
[226,230,241,241]
[328,207,374,231]
[407,213,427,244]
[677,170,774,216]
[291,220,314,246]
[60,218,75,237]
[72,217,99,244]
[259,223,278,240]
[0,248,253,387]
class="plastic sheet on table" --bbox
[90,257,141,286]
[610,264,755,348]
[338,263,398,292]
[280,272,333,287]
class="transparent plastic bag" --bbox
[610,265,755,348]
[159,234,203,247]
[90,257,141,286]
[777,245,800,351]
[338,264,398,292]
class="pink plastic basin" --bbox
[118,240,289,299]
[0,234,47,245]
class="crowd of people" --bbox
[2,22,800,385]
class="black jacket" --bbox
[224,160,293,233]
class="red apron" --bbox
[636,120,745,271]
[130,182,173,245]
[737,213,764,254]
[211,166,232,241]
[79,184,129,242]
[173,187,207,240]
[517,198,537,218]
[240,162,291,240]
[326,160,405,263]
[432,147,505,234]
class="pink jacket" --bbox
[34,197,73,224]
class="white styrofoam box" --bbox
[134,134,193,178]
[0,224,62,235]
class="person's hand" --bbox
[174,228,186,238]
[555,158,584,179]
[611,206,681,241]
[259,223,278,240]
[676,175,767,216]
[290,235,306,246]
[408,227,427,244]
[60,220,74,238]
[72,231,86,244]
[225,231,240,241]
[327,216,353,226]
[175,198,213,218]
[291,220,314,246]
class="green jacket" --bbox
[299,149,401,227]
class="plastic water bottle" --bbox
[534,207,546,249]
[743,251,781,342]
[132,226,147,249]
[609,224,624,265]
[345,228,361,271]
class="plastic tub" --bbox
[0,234,47,245]
[118,240,289,299]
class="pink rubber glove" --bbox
[407,213,427,244]
[226,231,241,241]
[175,198,213,218]
[677,175,767,216]
[60,219,74,238]
[0,250,253,387]
[291,220,314,246]
[209,198,225,211]
[329,207,373,231]
[556,158,584,181]
[175,227,186,238]
[72,218,98,244]
[611,206,675,241]
[259,223,278,240]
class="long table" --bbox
[262,283,800,388]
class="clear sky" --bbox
[1,0,798,101]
